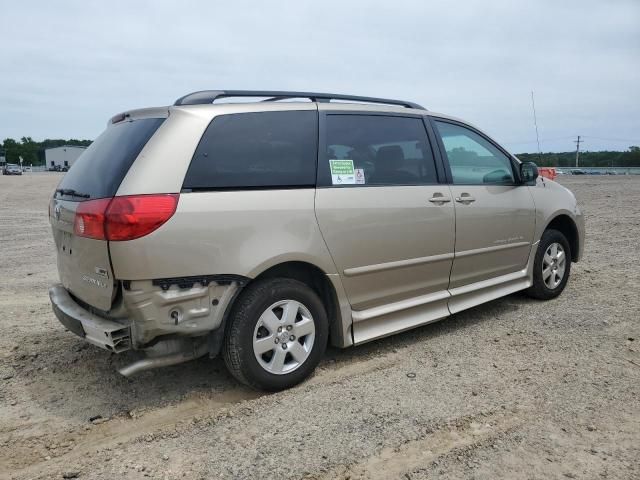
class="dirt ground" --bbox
[1,174,638,480]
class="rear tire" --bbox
[223,278,328,391]
[525,229,572,300]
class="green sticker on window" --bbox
[329,159,355,185]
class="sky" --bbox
[1,0,638,153]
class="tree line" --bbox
[2,137,640,168]
[517,147,640,168]
[1,137,92,165]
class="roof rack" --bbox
[173,90,425,110]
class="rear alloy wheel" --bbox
[526,229,572,300]
[253,300,316,375]
[223,278,328,391]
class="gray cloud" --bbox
[1,0,638,152]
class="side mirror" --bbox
[520,162,539,184]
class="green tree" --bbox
[1,137,93,166]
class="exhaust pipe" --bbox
[119,340,208,377]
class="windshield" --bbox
[56,117,164,200]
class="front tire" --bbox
[526,229,572,300]
[223,278,328,391]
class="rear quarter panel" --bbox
[108,189,338,280]
[112,102,336,279]
[116,108,211,195]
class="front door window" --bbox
[434,121,515,185]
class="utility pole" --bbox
[574,135,582,168]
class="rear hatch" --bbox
[50,115,166,311]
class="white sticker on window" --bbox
[355,168,365,184]
[330,159,355,185]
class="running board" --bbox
[447,269,530,314]
[351,269,531,345]
[352,292,450,345]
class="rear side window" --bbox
[56,118,165,200]
[319,115,437,187]
[183,110,318,190]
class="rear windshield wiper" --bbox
[55,188,91,199]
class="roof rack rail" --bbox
[173,90,425,110]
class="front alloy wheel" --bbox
[542,242,567,289]
[526,229,572,300]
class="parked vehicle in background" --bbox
[3,164,22,175]
[48,90,585,391]
[571,169,587,175]
[23,166,33,173]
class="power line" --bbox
[581,136,640,144]
[502,136,575,146]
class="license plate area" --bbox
[54,228,115,311]
[59,231,73,255]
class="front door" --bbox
[314,112,455,342]
[432,119,536,290]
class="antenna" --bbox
[531,91,542,161]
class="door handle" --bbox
[455,194,476,204]
[428,194,451,204]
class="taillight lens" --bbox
[105,194,179,241]
[74,198,111,239]
[73,194,178,241]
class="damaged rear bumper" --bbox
[122,276,244,347]
[49,275,246,375]
[49,284,132,353]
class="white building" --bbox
[45,145,86,169]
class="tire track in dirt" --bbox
[1,389,255,479]
[321,411,524,480]
[3,350,401,479]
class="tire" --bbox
[223,278,328,391]
[525,229,572,300]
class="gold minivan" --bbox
[48,90,584,391]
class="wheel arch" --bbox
[252,261,345,348]
[544,214,580,262]
[210,260,348,357]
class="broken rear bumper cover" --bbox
[49,284,132,353]
[49,277,245,375]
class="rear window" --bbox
[56,118,165,200]
[182,110,317,190]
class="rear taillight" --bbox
[74,198,111,239]
[73,194,178,241]
[105,194,179,241]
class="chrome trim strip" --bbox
[352,290,451,323]
[455,241,530,259]
[343,252,454,277]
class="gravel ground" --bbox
[1,173,638,480]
